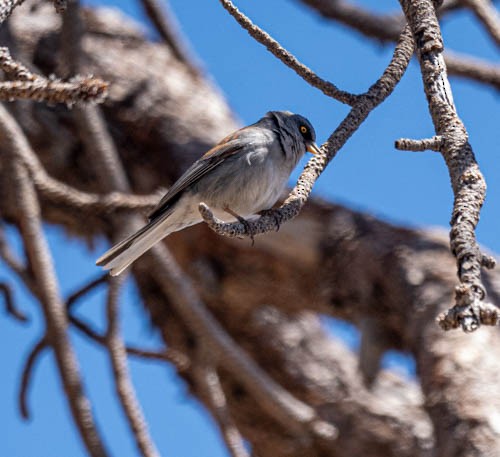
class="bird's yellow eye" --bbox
[300,125,308,134]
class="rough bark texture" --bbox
[2,3,500,457]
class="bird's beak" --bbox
[306,142,321,155]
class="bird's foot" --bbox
[258,208,280,232]
[224,206,255,246]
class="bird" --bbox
[96,111,320,276]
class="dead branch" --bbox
[0,280,27,321]
[462,0,500,46]
[140,0,195,66]
[69,312,189,367]
[194,360,250,457]
[66,274,108,309]
[218,0,358,105]
[0,103,109,457]
[18,336,48,419]
[399,0,496,331]
[395,136,444,151]
[298,0,500,90]
[105,276,160,457]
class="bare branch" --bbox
[195,362,250,457]
[140,0,196,67]
[0,281,28,322]
[18,337,48,419]
[69,313,189,368]
[0,76,108,105]
[444,50,500,88]
[105,276,160,457]
[462,0,500,46]
[200,27,414,239]
[217,0,358,105]
[66,274,108,310]
[398,0,496,332]
[395,136,444,151]
[0,104,109,457]
[299,0,404,42]
[65,274,186,367]
[298,0,500,90]
[3,129,158,212]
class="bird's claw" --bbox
[224,206,256,246]
[259,209,280,232]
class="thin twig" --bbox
[105,276,160,457]
[0,227,37,295]
[65,274,185,367]
[18,337,48,419]
[444,50,500,88]
[67,274,109,310]
[69,313,189,368]
[462,0,500,46]
[398,0,497,332]
[395,136,444,152]
[200,27,414,240]
[0,104,109,457]
[195,362,250,457]
[298,0,500,90]
[140,0,196,67]
[218,0,358,105]
[0,281,28,321]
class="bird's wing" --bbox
[148,134,247,221]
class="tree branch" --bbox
[18,337,48,419]
[218,0,358,105]
[195,361,250,457]
[0,103,109,457]
[298,0,500,89]
[140,0,196,67]
[105,276,160,457]
[0,281,27,322]
[462,0,500,46]
[399,0,497,331]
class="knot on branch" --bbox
[482,254,496,269]
[437,297,500,332]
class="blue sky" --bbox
[2,1,498,456]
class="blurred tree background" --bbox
[1,1,499,457]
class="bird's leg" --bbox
[258,208,280,232]
[224,206,255,246]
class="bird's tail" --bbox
[96,216,172,276]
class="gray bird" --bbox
[96,111,320,276]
